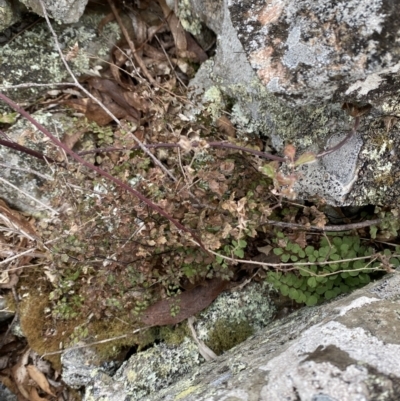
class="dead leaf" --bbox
[143,44,167,61]
[185,32,208,63]
[61,130,84,152]
[11,348,30,400]
[383,116,398,133]
[209,180,228,197]
[291,230,307,248]
[88,78,141,120]
[65,42,79,61]
[284,144,296,162]
[157,0,187,57]
[342,102,372,118]
[123,91,150,113]
[217,115,236,138]
[63,97,134,126]
[129,12,147,54]
[257,245,272,256]
[187,317,217,361]
[0,199,38,242]
[141,278,230,326]
[30,387,48,401]
[26,365,55,397]
[219,160,235,176]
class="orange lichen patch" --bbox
[257,3,284,26]
[249,47,274,66]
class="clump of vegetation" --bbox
[267,232,400,306]
[2,0,400,376]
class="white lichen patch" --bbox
[335,296,379,317]
[195,281,275,342]
[282,26,330,70]
[177,0,202,36]
[231,0,394,105]
[203,86,225,118]
[0,111,74,215]
[259,320,400,400]
[112,338,203,401]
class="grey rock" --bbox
[0,383,18,401]
[78,271,400,401]
[62,344,105,389]
[186,0,400,206]
[229,0,400,107]
[0,0,23,32]
[19,0,88,24]
[0,9,120,107]
[0,111,75,216]
[0,10,121,215]
[140,273,400,401]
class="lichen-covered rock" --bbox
[229,0,400,107]
[0,9,120,107]
[139,273,400,401]
[0,111,73,215]
[186,0,400,206]
[79,282,275,401]
[0,0,23,32]
[19,0,88,24]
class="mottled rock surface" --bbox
[0,0,23,32]
[186,0,400,206]
[0,8,120,106]
[0,111,71,215]
[20,0,88,24]
[229,0,400,106]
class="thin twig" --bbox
[209,142,286,161]
[0,248,40,266]
[0,82,75,90]
[154,34,187,88]
[262,218,383,232]
[0,138,58,164]
[316,117,360,159]
[0,162,53,181]
[42,327,149,356]
[0,176,59,214]
[209,248,399,269]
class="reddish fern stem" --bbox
[0,138,57,163]
[0,92,208,253]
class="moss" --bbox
[206,318,253,355]
[159,324,191,347]
[18,286,75,370]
